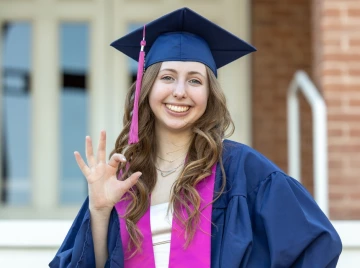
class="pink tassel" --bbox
[128,26,146,144]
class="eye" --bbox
[161,75,174,81]
[189,79,202,85]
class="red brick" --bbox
[348,8,360,17]
[328,128,343,137]
[349,99,360,107]
[349,128,360,136]
[328,159,343,168]
[326,98,343,107]
[329,184,360,194]
[331,205,360,220]
[329,191,360,201]
[322,17,342,27]
[324,38,342,47]
[330,187,360,198]
[325,84,359,92]
[328,144,360,153]
[324,8,341,17]
[349,159,360,169]
[322,68,343,76]
[324,54,360,62]
[330,173,360,183]
[328,114,360,122]
[329,152,360,162]
[349,39,360,47]
[348,68,360,76]
[321,23,360,31]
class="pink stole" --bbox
[115,164,216,267]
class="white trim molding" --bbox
[0,220,359,248]
[332,221,360,248]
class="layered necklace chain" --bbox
[155,159,185,177]
[155,142,189,177]
[156,151,187,163]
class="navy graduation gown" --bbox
[49,140,342,268]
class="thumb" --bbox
[122,171,142,191]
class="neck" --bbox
[155,127,192,163]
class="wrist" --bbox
[89,206,113,217]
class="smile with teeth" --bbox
[165,104,190,113]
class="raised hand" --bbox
[74,130,141,212]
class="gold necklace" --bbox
[155,160,185,177]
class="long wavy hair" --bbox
[110,62,234,254]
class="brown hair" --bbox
[110,62,234,254]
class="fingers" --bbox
[97,130,106,164]
[74,151,91,177]
[122,172,142,191]
[108,153,127,169]
[85,136,96,167]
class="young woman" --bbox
[50,8,342,268]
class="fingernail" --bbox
[121,155,127,161]
[138,172,142,178]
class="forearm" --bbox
[90,208,112,268]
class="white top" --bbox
[150,202,172,268]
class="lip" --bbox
[166,102,192,107]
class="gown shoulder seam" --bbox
[247,170,287,196]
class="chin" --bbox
[167,125,191,132]
[160,122,193,133]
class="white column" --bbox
[111,0,129,146]
[32,16,59,209]
[219,0,252,145]
[90,0,116,155]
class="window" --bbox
[1,22,32,206]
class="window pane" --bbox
[1,22,32,205]
[59,23,89,205]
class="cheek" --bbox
[148,84,166,113]
[149,81,166,101]
[148,91,157,112]
[197,89,210,108]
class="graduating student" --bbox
[50,7,342,268]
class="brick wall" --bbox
[313,0,360,219]
[252,0,314,194]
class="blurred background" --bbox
[0,0,359,267]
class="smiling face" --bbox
[148,61,209,134]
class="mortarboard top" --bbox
[110,7,256,77]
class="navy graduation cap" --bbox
[111,7,256,77]
[110,7,256,144]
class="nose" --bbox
[172,81,187,99]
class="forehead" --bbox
[159,61,207,76]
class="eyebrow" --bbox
[159,68,206,78]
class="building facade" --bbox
[0,0,359,266]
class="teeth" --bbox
[166,104,190,113]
